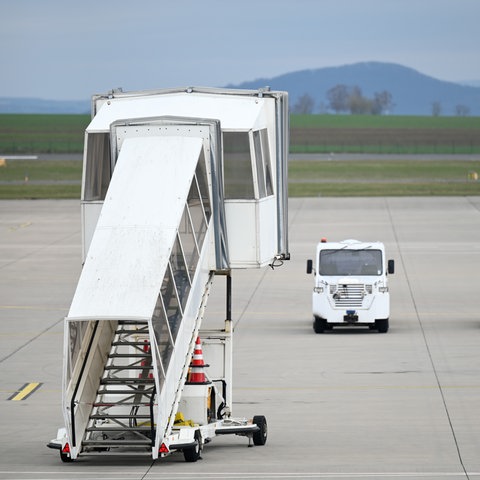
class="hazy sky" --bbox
[1,0,479,101]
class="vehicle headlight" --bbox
[365,284,372,294]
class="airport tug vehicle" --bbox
[47,87,289,462]
[307,239,394,333]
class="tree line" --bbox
[292,85,393,115]
[292,84,471,116]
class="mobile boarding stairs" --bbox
[47,86,289,462]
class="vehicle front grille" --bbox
[333,284,364,308]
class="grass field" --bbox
[0,114,88,154]
[1,113,479,198]
[290,114,480,129]
[1,113,480,154]
[290,115,480,154]
[288,158,480,196]
[1,157,479,199]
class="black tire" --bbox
[60,450,73,463]
[376,318,389,333]
[252,415,267,446]
[183,431,201,462]
[313,317,326,334]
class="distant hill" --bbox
[1,62,479,115]
[227,62,480,116]
[0,97,89,114]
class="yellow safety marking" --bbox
[8,222,32,232]
[8,382,42,401]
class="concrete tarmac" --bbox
[1,197,479,479]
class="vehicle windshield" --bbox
[319,249,383,276]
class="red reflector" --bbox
[62,443,70,454]
[159,443,169,454]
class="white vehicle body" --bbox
[307,239,394,333]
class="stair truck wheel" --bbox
[59,450,74,463]
[252,415,268,446]
[183,431,202,462]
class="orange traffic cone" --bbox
[187,336,210,384]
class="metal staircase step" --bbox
[90,414,151,420]
[115,329,149,335]
[100,377,154,384]
[93,402,152,407]
[82,440,152,447]
[96,388,155,395]
[111,341,151,346]
[118,320,149,325]
[86,426,152,432]
[108,353,152,358]
[104,365,151,370]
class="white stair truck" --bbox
[306,239,394,333]
[47,86,289,463]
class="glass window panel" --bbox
[170,234,191,311]
[83,133,111,201]
[187,179,207,252]
[161,263,183,341]
[196,150,211,222]
[253,131,266,198]
[153,345,166,391]
[260,129,274,196]
[319,249,383,276]
[67,320,90,383]
[152,294,173,378]
[178,207,199,281]
[223,132,254,199]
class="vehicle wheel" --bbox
[313,317,326,334]
[60,450,74,463]
[375,318,389,333]
[183,431,201,462]
[252,415,267,446]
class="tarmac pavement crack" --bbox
[0,316,63,364]
[233,267,270,331]
[0,230,80,271]
[465,196,480,214]
[140,460,156,479]
[385,198,471,480]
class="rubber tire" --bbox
[183,432,201,462]
[313,317,326,334]
[60,450,74,463]
[376,318,389,333]
[252,415,267,446]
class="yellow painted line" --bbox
[8,382,42,401]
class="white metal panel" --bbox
[68,135,202,319]
[257,196,277,265]
[225,197,277,268]
[87,92,266,132]
[80,201,103,260]
[224,201,257,267]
